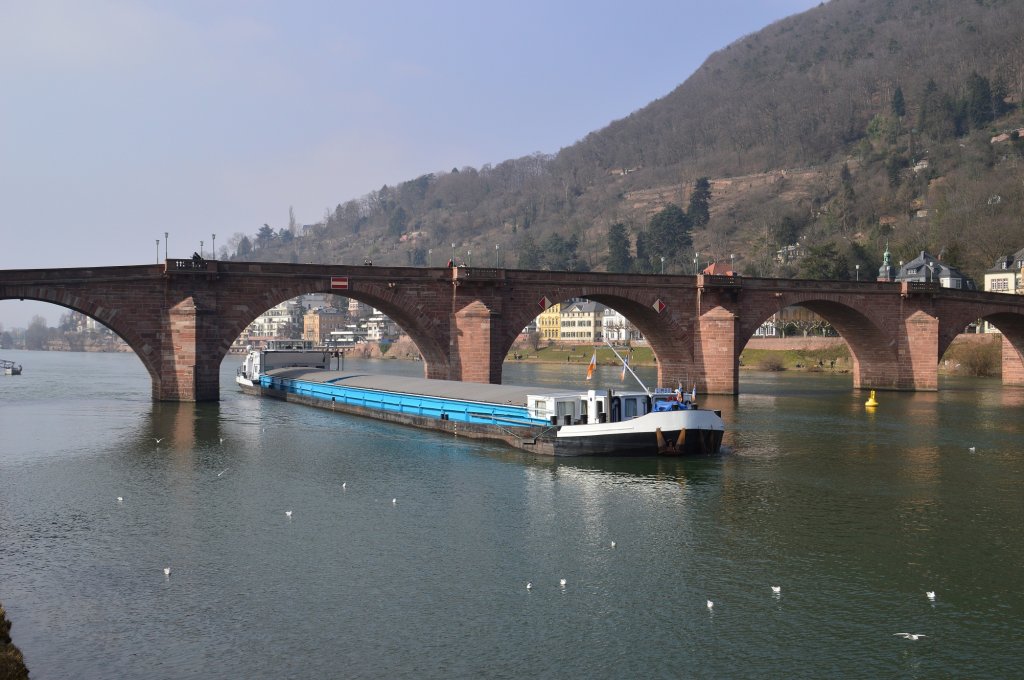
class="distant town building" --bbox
[894,251,977,290]
[303,306,346,345]
[348,298,372,319]
[982,247,1024,332]
[560,300,604,343]
[537,303,562,341]
[602,308,644,344]
[239,299,304,347]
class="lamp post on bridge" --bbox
[451,242,455,267]
[156,239,160,264]
[164,232,169,260]
[212,233,216,259]
[856,264,860,281]
[200,240,204,258]
[660,256,665,274]
[495,244,499,268]
[428,248,432,267]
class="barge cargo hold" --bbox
[236,346,724,457]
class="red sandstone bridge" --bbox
[3,259,1024,402]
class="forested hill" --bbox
[232,0,1024,282]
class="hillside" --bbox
[230,0,1024,282]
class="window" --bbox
[624,398,637,418]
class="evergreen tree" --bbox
[634,230,654,273]
[606,222,633,273]
[797,243,850,280]
[647,204,693,272]
[517,235,542,269]
[965,72,994,128]
[387,206,408,238]
[687,177,712,228]
[237,236,252,257]
[891,86,905,118]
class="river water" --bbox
[1,349,1022,678]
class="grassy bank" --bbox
[506,334,1001,377]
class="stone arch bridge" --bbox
[3,260,1024,401]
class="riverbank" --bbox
[0,602,29,680]
[505,334,1001,376]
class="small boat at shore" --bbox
[1,359,22,376]
[236,342,724,457]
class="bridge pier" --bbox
[695,305,739,394]
[1002,334,1024,387]
[450,301,501,383]
[156,296,221,401]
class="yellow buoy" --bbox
[865,390,879,408]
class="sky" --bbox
[0,0,821,328]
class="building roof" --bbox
[896,251,977,289]
[701,262,738,276]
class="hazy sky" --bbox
[1,0,820,328]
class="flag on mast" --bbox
[621,355,628,381]
[586,351,597,380]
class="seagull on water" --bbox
[968,446,976,453]
[154,438,164,444]
[559,578,567,587]
[342,482,347,490]
[610,541,616,548]
[392,498,397,505]
[707,599,714,610]
[926,591,936,601]
[893,633,926,640]
[117,496,123,503]
[285,510,292,517]
[163,567,171,576]
[771,586,781,594]
[526,582,532,590]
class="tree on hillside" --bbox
[688,177,712,228]
[606,223,633,273]
[891,86,906,118]
[388,206,408,238]
[646,204,692,272]
[517,235,542,269]
[255,224,276,250]
[541,233,582,270]
[237,235,252,258]
[634,230,653,273]
[798,243,850,280]
[965,72,994,128]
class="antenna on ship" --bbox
[604,339,651,397]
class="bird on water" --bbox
[707,600,714,610]
[163,567,171,576]
[893,633,926,640]
[771,586,781,594]
[926,591,936,601]
[285,510,292,517]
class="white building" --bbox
[560,300,604,343]
[982,247,1024,332]
[601,308,644,343]
[239,299,304,346]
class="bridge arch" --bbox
[221,280,451,380]
[738,296,905,390]
[0,291,164,394]
[495,288,695,387]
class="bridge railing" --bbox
[165,258,218,274]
